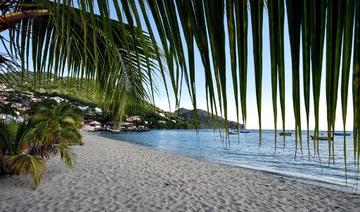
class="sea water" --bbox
[99,129,359,192]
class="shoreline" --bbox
[1,132,359,211]
[99,130,360,194]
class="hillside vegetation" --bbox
[175,108,244,129]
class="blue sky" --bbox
[0,2,354,130]
[129,4,353,131]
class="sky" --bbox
[128,4,354,131]
[0,2,354,131]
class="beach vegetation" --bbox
[0,101,82,187]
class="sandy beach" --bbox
[1,132,360,211]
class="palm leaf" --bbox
[286,0,302,148]
[310,0,327,140]
[302,0,311,148]
[325,0,345,161]
[353,0,360,161]
[235,0,248,127]
[250,0,263,139]
[6,153,45,187]
[55,143,76,167]
[227,0,239,128]
[341,0,355,132]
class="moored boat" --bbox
[311,135,333,141]
[333,132,351,136]
[279,131,292,136]
[108,129,122,133]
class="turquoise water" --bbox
[99,129,359,192]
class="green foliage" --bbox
[176,108,242,129]
[1,1,158,122]
[286,0,302,152]
[6,153,45,187]
[0,100,83,187]
[250,0,264,138]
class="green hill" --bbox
[1,72,242,130]
[175,108,244,129]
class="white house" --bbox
[126,115,141,122]
[94,107,102,113]
[50,96,64,103]
[86,121,102,131]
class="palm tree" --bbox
[30,101,83,156]
[0,120,45,187]
[0,101,83,187]
[0,1,360,158]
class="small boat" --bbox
[333,132,351,136]
[229,130,250,135]
[138,127,150,132]
[228,129,250,134]
[108,129,122,133]
[311,135,333,141]
[279,131,292,136]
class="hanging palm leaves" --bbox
[1,1,159,121]
[227,0,239,129]
[353,0,360,162]
[341,0,355,133]
[249,0,263,139]
[234,0,248,128]
[1,0,360,156]
[302,0,311,147]
[286,0,302,149]
[267,0,285,148]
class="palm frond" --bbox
[302,0,311,146]
[2,1,159,120]
[5,153,45,187]
[54,143,76,167]
[310,0,327,139]
[353,0,360,161]
[250,0,264,139]
[341,0,355,132]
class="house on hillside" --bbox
[50,96,64,103]
[0,114,5,123]
[94,107,102,113]
[121,122,137,131]
[86,120,102,131]
[126,115,141,122]
[157,112,166,118]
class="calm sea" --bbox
[99,129,359,192]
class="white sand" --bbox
[1,132,360,211]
